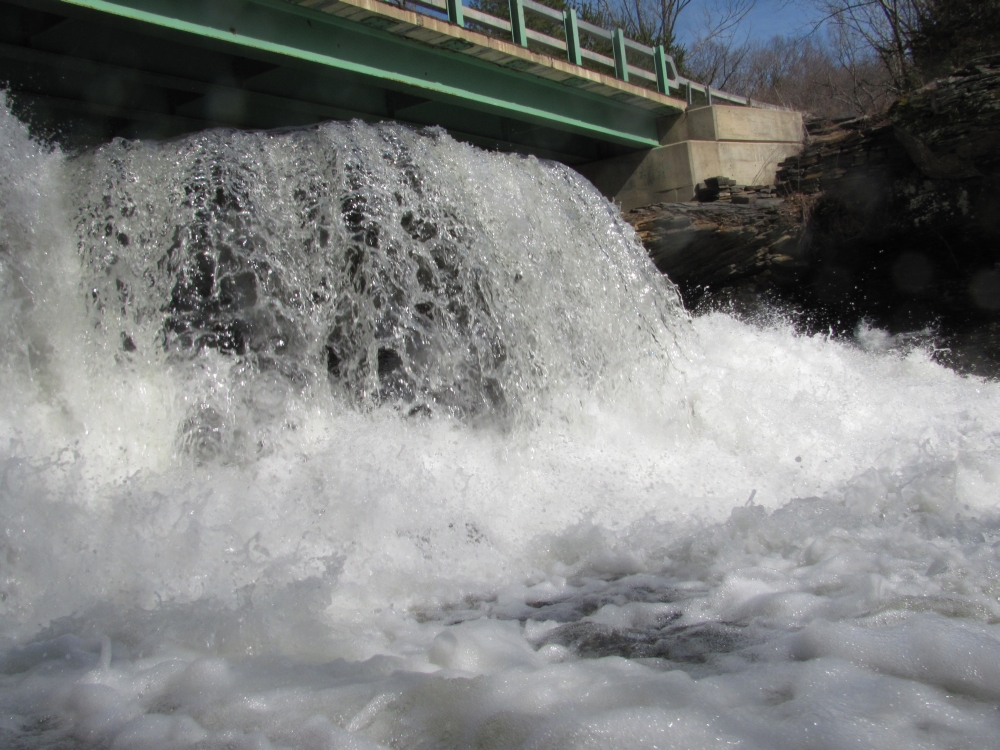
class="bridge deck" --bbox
[0,0,704,160]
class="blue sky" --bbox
[677,0,827,45]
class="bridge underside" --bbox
[0,0,677,162]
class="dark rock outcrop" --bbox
[773,56,1000,331]
[627,200,807,302]
[891,55,1000,179]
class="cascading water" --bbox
[2,97,1000,749]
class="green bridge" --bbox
[0,0,803,202]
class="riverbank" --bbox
[626,55,1000,377]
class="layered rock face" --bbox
[776,56,1000,329]
[626,56,1000,374]
[628,200,806,302]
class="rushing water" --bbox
[2,98,1000,750]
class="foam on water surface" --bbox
[2,99,1000,749]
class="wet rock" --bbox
[536,619,755,666]
[694,176,775,204]
[625,201,807,307]
[768,58,1000,337]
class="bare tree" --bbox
[585,0,693,53]
[684,0,758,58]
[584,0,757,67]
[823,20,895,115]
[685,30,892,118]
[685,37,752,91]
[810,0,928,93]
[679,0,815,91]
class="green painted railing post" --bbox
[447,0,464,27]
[563,7,581,66]
[612,28,628,82]
[653,45,670,95]
[509,0,527,47]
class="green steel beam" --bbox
[446,0,463,28]
[24,0,662,148]
[563,7,581,67]
[508,0,527,47]
[653,45,669,95]
[611,28,627,82]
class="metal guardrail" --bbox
[395,0,761,107]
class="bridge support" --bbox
[578,104,804,211]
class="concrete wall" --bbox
[659,105,803,145]
[576,142,694,209]
[690,140,803,189]
[576,104,804,211]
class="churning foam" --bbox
[2,99,1000,749]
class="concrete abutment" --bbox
[576,105,804,211]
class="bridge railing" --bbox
[395,0,761,107]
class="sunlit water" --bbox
[2,98,1000,749]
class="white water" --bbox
[2,100,1000,750]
